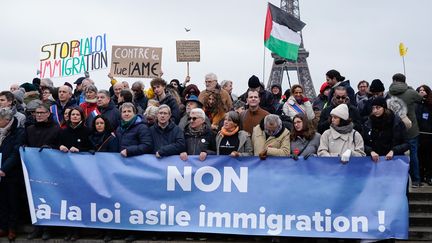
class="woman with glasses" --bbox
[180,108,215,161]
[290,114,321,157]
[215,111,252,156]
[252,114,291,159]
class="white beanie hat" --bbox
[330,104,349,120]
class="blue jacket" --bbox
[150,121,186,156]
[116,115,153,157]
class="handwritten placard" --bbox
[176,40,200,62]
[39,34,108,78]
[111,45,162,78]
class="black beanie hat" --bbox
[20,82,38,92]
[371,96,387,109]
[369,79,385,93]
[248,75,261,89]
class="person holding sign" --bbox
[0,108,25,241]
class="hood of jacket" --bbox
[389,82,408,95]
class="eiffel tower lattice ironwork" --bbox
[266,0,316,98]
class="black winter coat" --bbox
[98,101,121,130]
[416,100,432,134]
[57,122,94,152]
[89,132,119,152]
[150,122,186,156]
[362,111,409,156]
[183,124,216,155]
[116,116,153,157]
[317,104,363,134]
[0,118,24,177]
[134,92,148,115]
[25,118,60,148]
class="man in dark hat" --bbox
[358,79,387,121]
[239,75,275,113]
[178,95,210,131]
[73,77,86,104]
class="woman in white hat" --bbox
[318,104,366,162]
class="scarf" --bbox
[220,126,239,137]
[85,98,97,103]
[331,122,354,134]
[0,118,14,146]
[187,123,207,137]
[120,115,138,130]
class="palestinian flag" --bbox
[264,3,306,61]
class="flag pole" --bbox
[262,46,266,85]
[402,56,406,76]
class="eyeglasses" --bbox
[335,96,347,100]
[188,116,199,121]
[35,111,48,115]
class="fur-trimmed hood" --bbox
[387,96,407,117]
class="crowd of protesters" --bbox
[0,70,431,242]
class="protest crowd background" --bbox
[0,69,431,242]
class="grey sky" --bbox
[1,0,431,95]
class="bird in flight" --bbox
[185,27,191,32]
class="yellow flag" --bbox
[399,42,407,57]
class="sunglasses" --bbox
[335,96,347,100]
[188,117,199,121]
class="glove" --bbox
[259,150,267,160]
[341,149,352,163]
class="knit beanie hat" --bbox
[319,82,331,94]
[369,79,385,93]
[20,82,38,92]
[330,104,349,120]
[371,96,387,109]
[248,75,261,89]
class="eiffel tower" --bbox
[266,0,316,98]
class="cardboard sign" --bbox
[111,45,162,78]
[39,34,108,78]
[176,40,200,62]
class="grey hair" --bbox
[97,90,111,97]
[190,108,205,119]
[119,102,136,114]
[144,105,159,118]
[158,104,171,115]
[41,78,54,88]
[220,80,232,88]
[60,85,73,95]
[132,81,145,90]
[205,73,218,81]
[85,84,98,94]
[0,108,14,121]
[264,114,282,128]
[83,78,94,85]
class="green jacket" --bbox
[388,82,422,139]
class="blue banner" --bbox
[20,147,409,239]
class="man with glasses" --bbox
[317,86,362,134]
[198,73,232,112]
[355,80,369,105]
[180,108,216,161]
[150,105,185,158]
